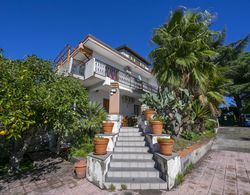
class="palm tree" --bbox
[150,8,227,115]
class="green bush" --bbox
[69,143,93,158]
[0,54,107,172]
[181,131,201,141]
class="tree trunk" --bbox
[234,94,242,116]
[9,135,33,174]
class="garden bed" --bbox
[173,130,215,156]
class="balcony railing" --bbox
[71,59,85,77]
[94,59,157,93]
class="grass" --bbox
[184,163,193,175]
[174,163,194,187]
[121,184,127,190]
[173,129,215,153]
[108,184,116,192]
[175,173,184,185]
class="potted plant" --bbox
[74,159,87,179]
[70,143,93,179]
[157,138,174,156]
[144,109,155,121]
[150,115,164,134]
[102,121,114,134]
[93,136,109,155]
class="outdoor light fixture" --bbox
[110,88,117,96]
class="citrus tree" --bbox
[0,54,105,173]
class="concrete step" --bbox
[110,159,155,168]
[107,167,159,178]
[118,136,144,141]
[114,146,148,152]
[119,132,142,137]
[112,152,153,160]
[119,127,140,133]
[116,140,146,147]
[104,177,168,190]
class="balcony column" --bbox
[109,82,120,115]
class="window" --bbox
[134,105,140,116]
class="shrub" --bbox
[69,143,93,158]
[181,131,201,141]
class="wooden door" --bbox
[103,99,109,113]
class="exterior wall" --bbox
[120,97,141,117]
[88,89,141,117]
[88,90,109,106]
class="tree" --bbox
[150,8,229,116]
[212,30,250,117]
[0,54,105,173]
[225,52,250,114]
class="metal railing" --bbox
[94,59,157,93]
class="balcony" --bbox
[70,58,157,93]
[94,59,157,93]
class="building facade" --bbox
[55,35,158,124]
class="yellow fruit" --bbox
[0,130,7,136]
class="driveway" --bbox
[212,127,250,153]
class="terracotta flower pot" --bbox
[150,120,163,134]
[158,139,174,156]
[102,122,114,134]
[144,109,155,121]
[74,160,87,179]
[93,138,109,155]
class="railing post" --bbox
[67,47,71,62]
[68,57,73,74]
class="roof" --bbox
[80,35,151,72]
[116,44,150,65]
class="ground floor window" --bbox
[134,104,140,116]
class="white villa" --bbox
[55,35,158,126]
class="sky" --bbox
[0,0,250,62]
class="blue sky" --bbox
[1,0,249,62]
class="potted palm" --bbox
[93,136,109,155]
[150,115,164,134]
[102,121,114,134]
[157,138,174,156]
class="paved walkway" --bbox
[1,127,250,195]
[166,150,250,195]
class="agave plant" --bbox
[140,88,194,137]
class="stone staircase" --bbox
[104,127,167,190]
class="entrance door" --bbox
[103,99,109,113]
